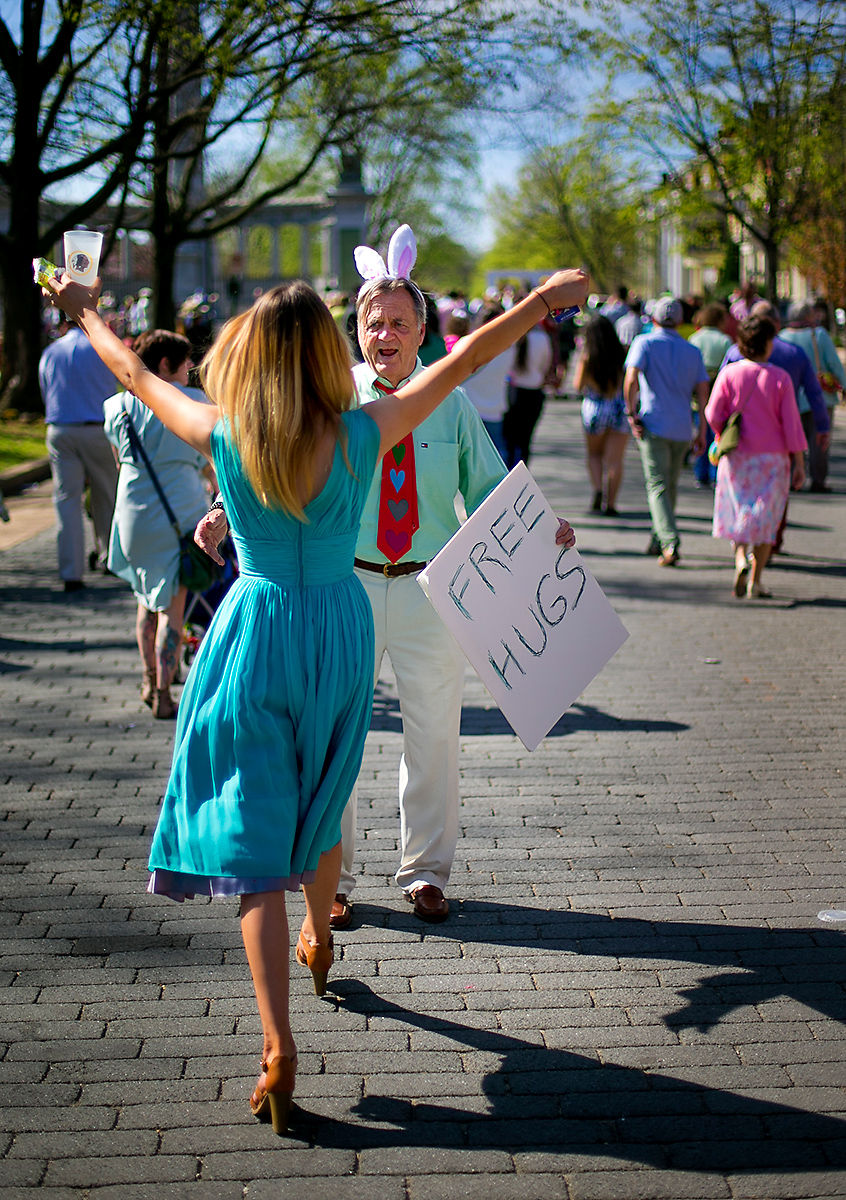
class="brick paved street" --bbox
[1,400,844,1200]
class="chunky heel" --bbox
[250,1054,296,1134]
[296,932,334,996]
[267,1087,292,1135]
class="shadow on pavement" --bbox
[284,902,846,1167]
[287,977,846,1171]
[370,691,689,738]
[351,901,846,1032]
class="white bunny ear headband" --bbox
[354,224,417,282]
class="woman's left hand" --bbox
[790,456,806,491]
[555,517,576,548]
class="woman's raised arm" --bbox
[43,276,218,458]
[368,269,589,456]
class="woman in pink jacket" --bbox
[705,314,806,599]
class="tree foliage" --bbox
[128,0,531,327]
[0,0,553,407]
[587,0,846,298]
[0,0,162,409]
[479,134,644,294]
[788,75,846,308]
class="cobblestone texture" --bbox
[1,399,844,1198]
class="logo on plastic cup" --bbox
[70,252,91,274]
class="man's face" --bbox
[360,290,424,386]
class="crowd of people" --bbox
[35,236,841,1133]
[566,283,843,593]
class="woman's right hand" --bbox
[42,274,102,324]
[536,269,590,313]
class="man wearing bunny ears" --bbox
[335,225,508,922]
[194,226,577,924]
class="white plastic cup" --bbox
[63,230,103,285]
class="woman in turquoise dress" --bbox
[44,267,589,1134]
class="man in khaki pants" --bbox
[39,317,118,591]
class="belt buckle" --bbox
[382,562,391,578]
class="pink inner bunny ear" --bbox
[386,224,417,278]
[354,246,388,281]
[395,247,415,279]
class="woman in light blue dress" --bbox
[44,267,589,1134]
[104,330,212,718]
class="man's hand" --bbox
[627,413,645,440]
[555,517,576,549]
[817,431,831,452]
[194,507,228,566]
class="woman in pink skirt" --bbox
[705,314,806,599]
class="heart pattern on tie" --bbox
[377,432,418,564]
[384,529,407,554]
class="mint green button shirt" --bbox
[353,359,507,564]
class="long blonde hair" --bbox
[200,282,354,519]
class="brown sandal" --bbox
[296,931,334,996]
[250,1054,297,1134]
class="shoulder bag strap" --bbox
[120,399,182,538]
[809,328,823,374]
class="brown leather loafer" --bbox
[406,885,449,922]
[329,893,353,931]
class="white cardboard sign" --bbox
[417,463,629,750]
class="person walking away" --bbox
[623,296,709,565]
[689,303,733,487]
[705,314,806,598]
[572,315,630,515]
[718,300,830,552]
[779,300,845,493]
[454,303,510,460]
[503,311,553,467]
[38,316,119,591]
[103,330,214,718]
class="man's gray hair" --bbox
[787,300,814,326]
[356,276,427,332]
[750,299,780,326]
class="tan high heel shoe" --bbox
[296,931,334,996]
[250,1054,297,1134]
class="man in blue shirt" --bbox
[624,297,710,566]
[39,318,119,591]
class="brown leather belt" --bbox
[354,557,428,578]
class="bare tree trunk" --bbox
[152,236,178,331]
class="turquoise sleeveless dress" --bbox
[148,408,380,901]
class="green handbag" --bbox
[714,409,742,458]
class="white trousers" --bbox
[340,569,466,895]
[46,424,118,581]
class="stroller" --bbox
[183,535,239,667]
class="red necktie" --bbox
[373,379,419,563]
